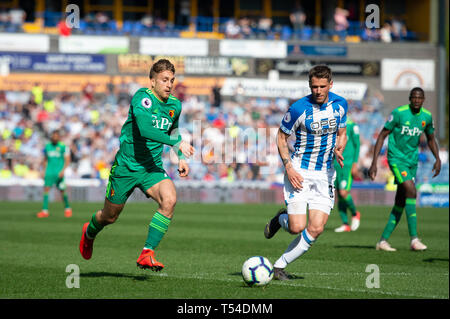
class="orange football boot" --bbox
[79,222,94,260]
[136,249,164,271]
[64,208,72,218]
[37,210,49,218]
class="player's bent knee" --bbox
[99,204,124,225]
[289,224,305,235]
[100,213,119,225]
[308,226,324,238]
[160,196,177,215]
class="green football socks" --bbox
[338,194,357,225]
[345,194,357,217]
[42,191,49,210]
[86,212,104,239]
[405,198,418,239]
[62,192,70,209]
[381,205,404,241]
[144,212,171,250]
[338,196,349,225]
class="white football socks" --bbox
[274,229,316,269]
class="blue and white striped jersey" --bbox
[280,92,348,172]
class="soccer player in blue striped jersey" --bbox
[264,65,348,280]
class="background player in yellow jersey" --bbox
[369,87,441,251]
[36,129,72,218]
[79,59,195,271]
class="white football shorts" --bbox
[283,166,336,215]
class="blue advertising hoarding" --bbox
[0,52,106,73]
[287,44,348,57]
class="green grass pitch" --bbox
[0,201,448,299]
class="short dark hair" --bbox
[409,87,424,97]
[308,65,332,83]
[149,59,176,79]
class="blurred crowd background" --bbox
[1,80,448,186]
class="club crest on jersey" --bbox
[169,110,175,118]
[421,121,426,127]
[141,98,152,108]
[283,112,291,123]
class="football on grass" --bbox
[241,256,273,287]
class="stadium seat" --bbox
[132,22,144,35]
[301,26,313,41]
[121,20,133,34]
[280,26,292,40]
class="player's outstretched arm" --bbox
[277,129,303,189]
[334,127,347,168]
[426,132,441,177]
[368,128,390,181]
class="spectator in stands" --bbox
[390,15,405,41]
[57,18,72,36]
[399,24,409,41]
[0,6,9,31]
[380,22,392,43]
[257,16,273,38]
[334,7,349,41]
[94,11,109,31]
[154,17,168,32]
[117,79,131,105]
[211,81,222,108]
[177,0,191,27]
[362,27,380,41]
[225,19,240,38]
[290,5,306,38]
[238,17,252,38]
[84,12,96,31]
[127,77,141,97]
[173,76,187,102]
[9,7,26,32]
[31,83,43,105]
[233,82,245,104]
[81,82,95,105]
[77,151,94,178]
[141,14,154,31]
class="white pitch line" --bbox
[147,272,448,299]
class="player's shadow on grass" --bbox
[81,271,149,281]
[229,272,304,281]
[333,245,374,249]
[423,258,449,263]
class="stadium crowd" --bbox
[0,82,447,186]
[0,4,417,42]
